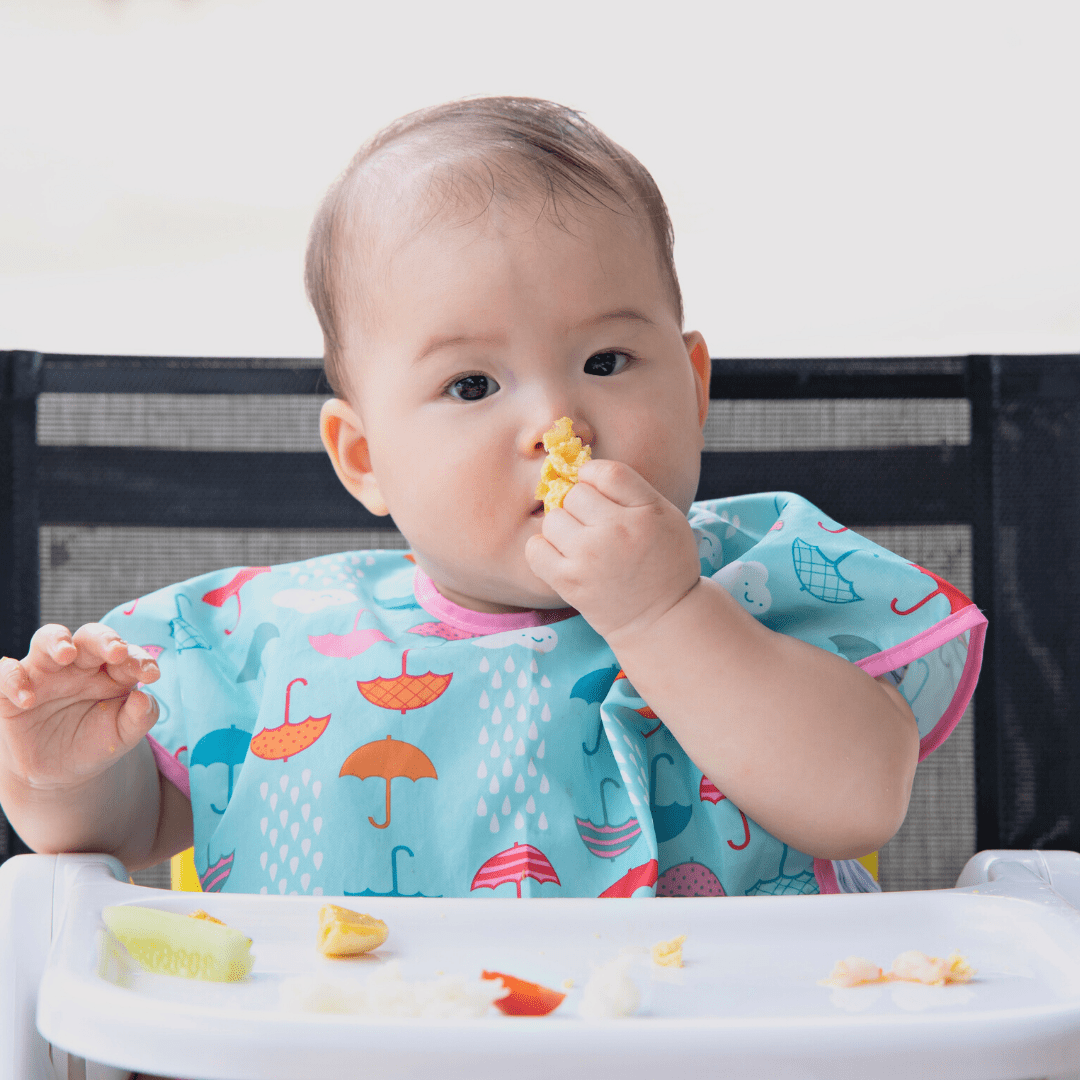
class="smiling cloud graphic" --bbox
[471,627,559,653]
[713,560,772,616]
[272,588,358,614]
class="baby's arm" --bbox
[0,623,193,870]
[525,460,919,862]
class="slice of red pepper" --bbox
[481,970,567,1016]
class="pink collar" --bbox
[413,567,576,636]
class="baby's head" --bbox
[309,97,710,613]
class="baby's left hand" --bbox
[524,459,702,644]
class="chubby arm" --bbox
[525,460,919,861]
[0,624,193,870]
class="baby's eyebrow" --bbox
[576,308,655,332]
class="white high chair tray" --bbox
[36,860,1080,1080]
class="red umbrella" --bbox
[201,567,270,634]
[471,843,560,898]
[598,859,659,898]
[699,776,751,850]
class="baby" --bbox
[0,98,985,910]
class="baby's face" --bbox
[328,197,709,613]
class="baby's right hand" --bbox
[0,623,160,791]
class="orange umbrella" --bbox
[250,677,330,762]
[357,650,452,714]
[339,735,438,829]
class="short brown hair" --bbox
[304,96,684,397]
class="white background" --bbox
[2,0,1078,360]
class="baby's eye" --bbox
[446,374,500,401]
[584,351,630,377]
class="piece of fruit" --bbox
[317,904,389,958]
[651,934,687,967]
[102,905,253,982]
[481,970,566,1016]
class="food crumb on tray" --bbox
[578,957,641,1019]
[651,935,687,968]
[821,950,975,988]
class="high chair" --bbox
[3,349,1080,1077]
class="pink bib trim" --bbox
[147,733,191,800]
[413,567,576,636]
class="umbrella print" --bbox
[169,594,210,651]
[309,611,392,658]
[201,567,270,634]
[650,754,692,843]
[570,663,621,705]
[575,777,642,858]
[345,844,440,898]
[190,724,251,814]
[199,849,234,892]
[357,650,453,714]
[407,621,479,641]
[598,858,659,898]
[698,777,751,850]
[582,721,603,756]
[236,622,280,683]
[828,634,880,663]
[471,842,561,898]
[250,677,331,762]
[891,563,973,616]
[791,538,863,604]
[746,844,817,896]
[656,859,725,897]
[339,735,438,829]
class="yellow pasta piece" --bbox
[651,934,687,967]
[188,908,225,926]
[535,417,591,512]
[317,904,389,958]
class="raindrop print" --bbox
[491,741,501,758]
[260,852,268,869]
[541,675,551,688]
[313,852,323,870]
[490,813,500,833]
[479,657,489,672]
[515,811,525,829]
[313,887,323,896]
[279,845,288,861]
[515,738,525,756]
[260,887,268,895]
[526,796,536,813]
[313,818,322,835]
[302,769,311,786]
[312,781,322,799]
[291,822,299,840]
[517,705,527,724]
[537,740,546,759]
[290,856,299,874]
[504,691,515,708]
[278,880,288,895]
[491,707,502,725]
[301,804,310,822]
[270,794,278,811]
[502,758,513,777]
[479,690,489,708]
[279,775,289,792]
[504,657,515,672]
[279,810,288,827]
[290,787,299,804]
[501,796,511,815]
[541,704,551,722]
[528,721,538,740]
[491,671,502,689]
[539,775,550,794]
[489,776,500,794]
[260,782,269,800]
[503,724,514,742]
[530,659,538,673]
[260,817,268,835]
[527,759,537,777]
[269,829,278,846]
[515,774,525,793]
[301,873,310,891]
[479,726,489,745]
[301,838,311,856]
[529,688,539,705]
[538,813,549,830]
[478,797,487,816]
[269,864,278,881]
[517,670,527,689]
[477,761,488,779]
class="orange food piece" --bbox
[535,417,591,512]
[317,904,389,958]
[481,970,567,1016]
[188,909,225,926]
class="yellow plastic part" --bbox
[856,851,879,880]
[171,846,202,892]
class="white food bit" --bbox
[819,955,884,988]
[578,957,641,1019]
[279,960,508,1018]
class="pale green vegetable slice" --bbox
[102,905,254,982]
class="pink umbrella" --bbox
[699,776,750,850]
[471,843,561,898]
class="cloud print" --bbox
[713,560,772,615]
[471,627,559,653]
[692,526,723,570]
[272,588,358,614]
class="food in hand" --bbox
[820,950,974,987]
[535,416,592,512]
[481,970,567,1015]
[651,934,686,968]
[317,904,389,957]
[102,905,253,982]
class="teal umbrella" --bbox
[190,724,251,814]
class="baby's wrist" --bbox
[601,575,704,655]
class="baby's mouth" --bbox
[530,500,544,517]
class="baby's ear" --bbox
[683,331,711,430]
[319,398,390,516]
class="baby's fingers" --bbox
[0,656,34,710]
[71,624,159,685]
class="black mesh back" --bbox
[2,350,1078,888]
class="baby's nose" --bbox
[528,415,595,453]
